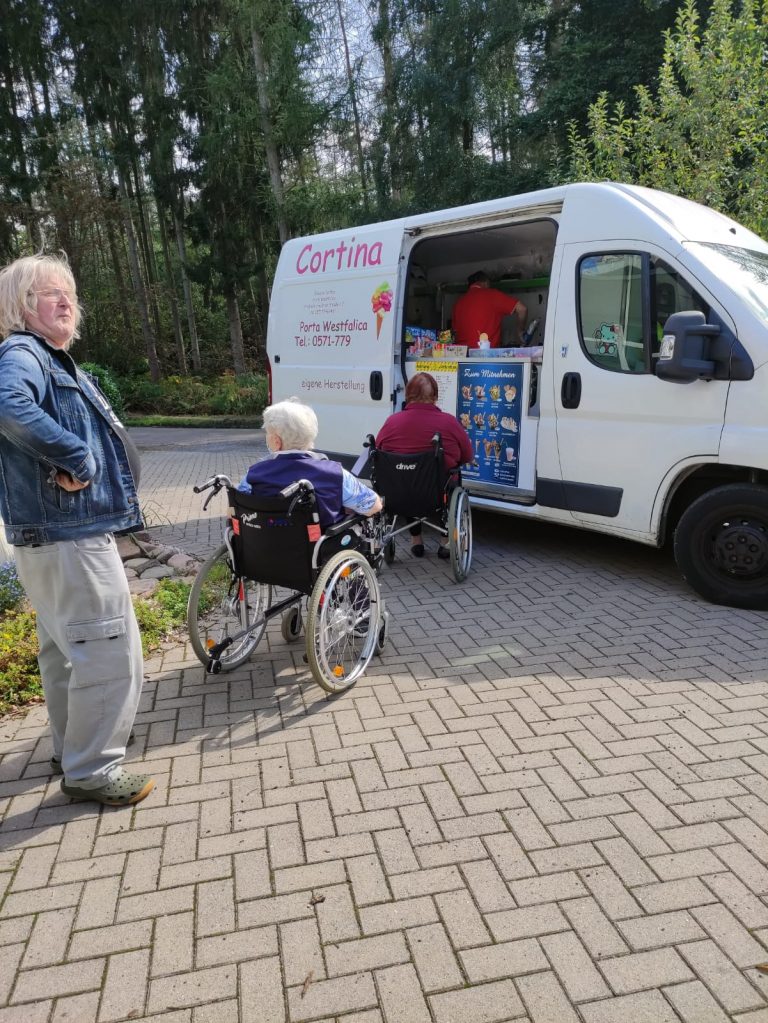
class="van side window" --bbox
[651,258,709,355]
[578,254,647,373]
[579,254,710,374]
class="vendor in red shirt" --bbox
[452,270,527,348]
[376,372,473,559]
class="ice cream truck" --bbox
[266,182,768,609]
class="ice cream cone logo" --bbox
[371,282,393,338]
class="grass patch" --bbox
[0,576,193,716]
[131,578,192,656]
[125,415,262,429]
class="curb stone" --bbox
[117,532,201,596]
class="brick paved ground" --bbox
[2,427,768,1023]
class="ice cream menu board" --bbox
[457,362,523,488]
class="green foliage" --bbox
[132,579,191,655]
[0,608,43,715]
[124,415,263,428]
[0,578,192,714]
[567,0,768,237]
[116,373,267,418]
[0,562,24,615]
[153,579,192,621]
[80,362,126,418]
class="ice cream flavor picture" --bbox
[371,282,393,338]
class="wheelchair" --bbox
[186,475,388,693]
[365,432,473,583]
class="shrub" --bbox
[0,608,43,714]
[0,562,24,614]
[80,362,126,418]
[116,373,267,419]
[0,578,192,713]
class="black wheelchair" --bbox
[365,432,473,583]
[186,475,388,693]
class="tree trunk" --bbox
[85,122,135,343]
[250,19,289,245]
[226,290,246,375]
[158,207,187,374]
[336,0,369,211]
[116,165,161,382]
[128,154,164,347]
[173,201,201,372]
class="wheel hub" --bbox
[712,518,768,577]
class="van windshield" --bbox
[691,243,768,321]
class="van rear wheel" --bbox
[674,484,768,609]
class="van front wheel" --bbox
[674,484,768,609]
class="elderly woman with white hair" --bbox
[241,398,382,526]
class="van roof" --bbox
[280,182,762,256]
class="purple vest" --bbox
[246,452,344,530]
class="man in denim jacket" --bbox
[0,254,155,807]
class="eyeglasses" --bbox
[32,288,76,304]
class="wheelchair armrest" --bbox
[324,513,365,537]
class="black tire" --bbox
[280,606,303,643]
[187,543,270,669]
[376,609,389,655]
[448,487,472,583]
[384,539,396,565]
[674,484,768,609]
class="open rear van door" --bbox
[268,222,405,459]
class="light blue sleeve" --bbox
[341,468,379,514]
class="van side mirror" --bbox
[655,311,718,383]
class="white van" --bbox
[266,182,768,609]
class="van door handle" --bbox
[561,372,581,409]
[370,371,383,401]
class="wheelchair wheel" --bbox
[305,550,381,694]
[281,606,303,643]
[187,543,270,670]
[384,539,396,565]
[376,608,389,656]
[448,487,473,582]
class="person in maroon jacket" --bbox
[376,372,473,558]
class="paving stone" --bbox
[238,957,284,1023]
[11,959,105,1003]
[663,979,732,1023]
[677,939,766,1014]
[148,965,237,1014]
[460,938,547,983]
[579,990,681,1023]
[99,949,149,1022]
[430,978,524,1023]
[617,910,705,950]
[5,428,768,1023]
[540,931,611,1001]
[517,971,581,1022]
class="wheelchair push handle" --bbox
[279,478,318,519]
[279,478,315,500]
[193,474,233,511]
